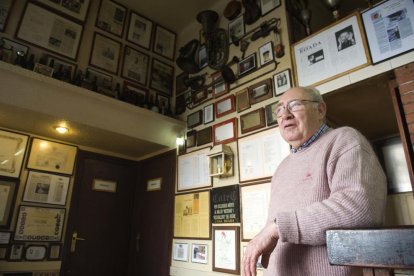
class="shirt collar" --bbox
[291,123,329,153]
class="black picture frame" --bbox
[186,130,197,148]
[153,24,176,60]
[95,0,127,37]
[121,45,149,87]
[150,58,174,96]
[126,10,153,50]
[238,53,257,77]
[187,110,203,129]
[265,101,279,127]
[89,32,122,75]
[197,127,212,146]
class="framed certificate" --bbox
[27,138,77,175]
[177,148,211,192]
[173,242,189,261]
[23,171,70,205]
[213,118,237,145]
[215,95,235,118]
[240,108,266,134]
[213,226,240,274]
[14,206,66,242]
[0,179,18,229]
[0,129,29,178]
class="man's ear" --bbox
[318,102,327,120]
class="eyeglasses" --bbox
[274,99,319,118]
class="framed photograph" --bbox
[122,45,149,86]
[176,72,189,95]
[0,246,7,260]
[46,55,77,83]
[213,118,237,145]
[27,138,78,175]
[153,24,176,60]
[24,245,47,261]
[215,95,235,118]
[292,11,370,87]
[192,243,208,264]
[261,0,281,16]
[0,232,12,244]
[238,53,257,77]
[186,130,197,149]
[187,110,203,129]
[248,78,273,105]
[0,129,29,178]
[48,244,62,260]
[212,71,229,98]
[121,81,147,106]
[0,179,17,229]
[8,244,24,261]
[16,2,83,60]
[0,37,29,57]
[89,32,121,74]
[86,67,113,91]
[197,127,212,146]
[361,0,414,64]
[228,15,245,45]
[198,45,208,69]
[259,41,274,66]
[193,89,208,106]
[127,11,153,49]
[92,179,117,193]
[240,108,266,134]
[204,104,215,124]
[265,101,279,127]
[0,0,14,31]
[96,0,127,37]
[150,58,174,96]
[22,171,70,206]
[235,88,251,113]
[14,206,66,242]
[34,0,90,22]
[177,149,212,193]
[173,242,189,261]
[33,63,54,77]
[273,69,292,96]
[212,226,240,274]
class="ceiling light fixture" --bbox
[55,126,69,134]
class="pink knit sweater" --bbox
[265,127,387,276]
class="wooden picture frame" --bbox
[187,110,203,129]
[34,0,90,22]
[150,58,174,96]
[186,130,197,149]
[0,0,14,31]
[89,32,121,75]
[22,171,70,206]
[122,45,149,86]
[228,15,245,45]
[215,95,235,118]
[121,81,148,106]
[16,2,83,60]
[24,244,47,261]
[14,206,66,242]
[126,10,153,49]
[48,243,62,260]
[173,242,189,262]
[248,78,273,105]
[192,243,208,264]
[95,0,127,37]
[212,226,240,274]
[27,138,78,175]
[8,244,24,261]
[0,129,29,178]
[265,101,279,127]
[260,0,281,16]
[361,0,414,64]
[46,55,77,83]
[153,24,176,60]
[235,88,251,113]
[273,69,292,96]
[197,127,212,146]
[292,11,371,87]
[212,71,229,98]
[213,118,237,145]
[259,41,274,66]
[238,53,257,77]
[204,103,215,124]
[192,89,208,106]
[240,108,266,134]
[0,179,18,229]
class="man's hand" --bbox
[242,222,279,276]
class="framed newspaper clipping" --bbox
[292,11,370,87]
[361,0,414,64]
[177,147,211,192]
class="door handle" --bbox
[71,231,86,253]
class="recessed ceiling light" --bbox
[55,126,69,134]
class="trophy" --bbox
[321,0,342,20]
[300,8,312,36]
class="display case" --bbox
[208,144,234,177]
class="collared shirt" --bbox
[291,123,329,153]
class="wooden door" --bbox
[128,150,176,276]
[61,150,139,276]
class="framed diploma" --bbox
[213,118,237,145]
[27,138,78,175]
[23,171,70,206]
[177,147,211,192]
[0,129,29,178]
[215,95,235,118]
[240,108,266,134]
[192,243,208,264]
[0,179,18,229]
[241,183,271,240]
[292,12,370,87]
[238,127,290,183]
[14,206,66,242]
[213,226,240,274]
[173,242,189,261]
[174,191,211,239]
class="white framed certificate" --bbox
[173,242,189,262]
[0,129,29,178]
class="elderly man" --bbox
[243,86,387,276]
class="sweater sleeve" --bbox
[276,138,387,246]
